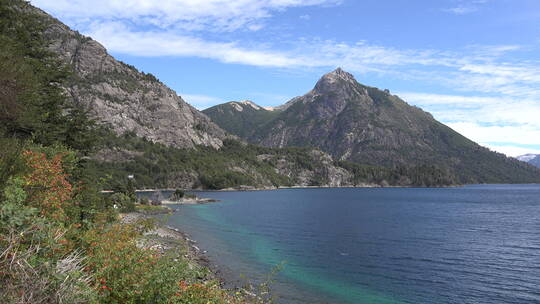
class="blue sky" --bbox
[32,0,540,156]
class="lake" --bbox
[162,185,540,304]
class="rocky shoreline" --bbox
[122,209,274,301]
[134,183,459,194]
[219,183,463,191]
[161,197,220,205]
[122,209,277,301]
[120,212,226,285]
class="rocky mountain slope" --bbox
[20,3,539,187]
[11,3,458,189]
[517,154,540,168]
[35,8,227,149]
[205,68,540,184]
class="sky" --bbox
[31,0,540,157]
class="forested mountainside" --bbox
[202,100,281,139]
[90,131,458,190]
[205,68,540,184]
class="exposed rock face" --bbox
[93,148,143,163]
[158,150,358,189]
[206,68,540,184]
[39,10,227,149]
[272,150,354,187]
[254,68,444,165]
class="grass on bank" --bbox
[134,203,172,215]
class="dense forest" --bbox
[202,101,281,139]
[90,130,460,190]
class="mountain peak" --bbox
[315,68,358,92]
[228,100,263,111]
[328,67,356,80]
[239,100,262,110]
[330,67,348,75]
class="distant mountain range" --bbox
[33,4,457,189]
[25,3,540,188]
[517,154,540,168]
[204,68,540,184]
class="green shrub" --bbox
[172,189,185,200]
[139,196,150,205]
[109,192,135,212]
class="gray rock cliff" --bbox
[39,10,227,149]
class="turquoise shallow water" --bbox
[162,185,540,304]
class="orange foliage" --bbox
[22,150,73,222]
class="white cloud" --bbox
[443,6,479,15]
[399,92,540,154]
[483,144,540,157]
[447,122,540,147]
[401,92,540,128]
[443,0,489,15]
[88,22,310,67]
[85,21,540,100]
[452,63,540,97]
[31,0,341,31]
[85,23,460,72]
[398,92,498,106]
[33,0,540,102]
[86,23,455,71]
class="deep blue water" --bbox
[162,185,540,304]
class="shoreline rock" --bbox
[120,212,219,282]
[161,197,220,205]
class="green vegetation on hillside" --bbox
[0,1,267,303]
[88,130,461,190]
[0,0,96,153]
[89,131,291,189]
[337,161,457,187]
[203,102,280,138]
